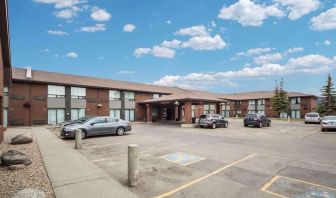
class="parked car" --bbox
[304,112,321,124]
[61,115,95,128]
[244,113,271,128]
[61,116,132,139]
[321,116,336,132]
[198,114,228,129]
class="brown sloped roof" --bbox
[12,67,178,94]
[12,67,317,101]
[139,89,225,104]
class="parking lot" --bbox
[58,119,336,198]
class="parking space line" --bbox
[91,143,195,162]
[82,141,132,149]
[298,129,320,139]
[153,153,256,198]
[260,175,288,198]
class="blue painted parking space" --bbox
[160,152,205,166]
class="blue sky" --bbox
[8,0,336,95]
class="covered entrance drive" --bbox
[139,92,225,126]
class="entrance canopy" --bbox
[139,91,226,124]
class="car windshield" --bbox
[200,115,208,119]
[306,113,318,117]
[245,114,257,118]
[324,116,336,120]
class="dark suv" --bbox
[244,113,271,128]
[198,114,228,129]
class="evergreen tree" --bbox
[271,79,289,117]
[318,74,336,115]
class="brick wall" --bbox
[300,97,317,118]
[30,83,47,125]
[135,92,152,121]
[97,89,109,116]
[8,82,30,126]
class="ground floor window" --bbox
[280,112,288,118]
[110,109,121,119]
[222,110,230,118]
[291,110,300,119]
[125,109,135,121]
[3,108,7,127]
[248,110,256,113]
[48,109,65,124]
[192,105,195,118]
[71,108,85,120]
[257,110,265,115]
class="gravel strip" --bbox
[0,128,55,198]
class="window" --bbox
[4,87,8,96]
[125,92,135,101]
[107,118,118,123]
[204,104,216,114]
[258,110,265,115]
[48,85,65,98]
[3,108,8,127]
[192,105,195,118]
[248,100,256,106]
[235,101,241,105]
[93,118,106,124]
[125,109,135,121]
[248,110,256,113]
[257,99,265,106]
[291,110,300,118]
[280,112,288,118]
[109,90,121,101]
[290,97,301,104]
[71,87,86,99]
[71,109,85,120]
[152,94,160,99]
[48,109,65,124]
[222,110,230,118]
[110,109,121,119]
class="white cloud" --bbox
[151,46,175,58]
[33,0,86,9]
[90,7,111,21]
[133,48,152,57]
[181,35,226,50]
[153,54,336,88]
[123,24,136,32]
[275,0,320,20]
[79,24,106,32]
[311,8,336,31]
[47,30,69,35]
[218,0,284,27]
[118,70,135,74]
[232,47,273,60]
[286,47,304,54]
[55,8,77,19]
[324,40,332,46]
[133,46,175,58]
[175,25,209,37]
[166,20,172,24]
[161,40,182,48]
[211,21,217,27]
[254,53,283,65]
[65,52,78,58]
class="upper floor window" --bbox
[125,91,135,101]
[71,87,86,99]
[257,99,265,105]
[290,97,301,104]
[48,85,65,98]
[235,101,241,105]
[4,87,8,96]
[248,100,256,106]
[152,94,160,99]
[109,90,121,101]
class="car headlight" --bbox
[64,128,76,132]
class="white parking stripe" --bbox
[82,141,132,149]
[298,129,320,139]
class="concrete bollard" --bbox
[288,116,291,122]
[75,129,82,149]
[128,144,139,187]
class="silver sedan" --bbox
[61,116,132,139]
[321,116,336,132]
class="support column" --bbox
[175,105,179,121]
[184,102,192,124]
[146,104,152,122]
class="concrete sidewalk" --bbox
[32,127,136,198]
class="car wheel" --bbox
[224,122,228,128]
[199,126,204,128]
[305,121,307,124]
[116,127,125,136]
[212,123,216,129]
[321,128,325,132]
[244,124,248,127]
[259,122,263,128]
[81,129,87,139]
